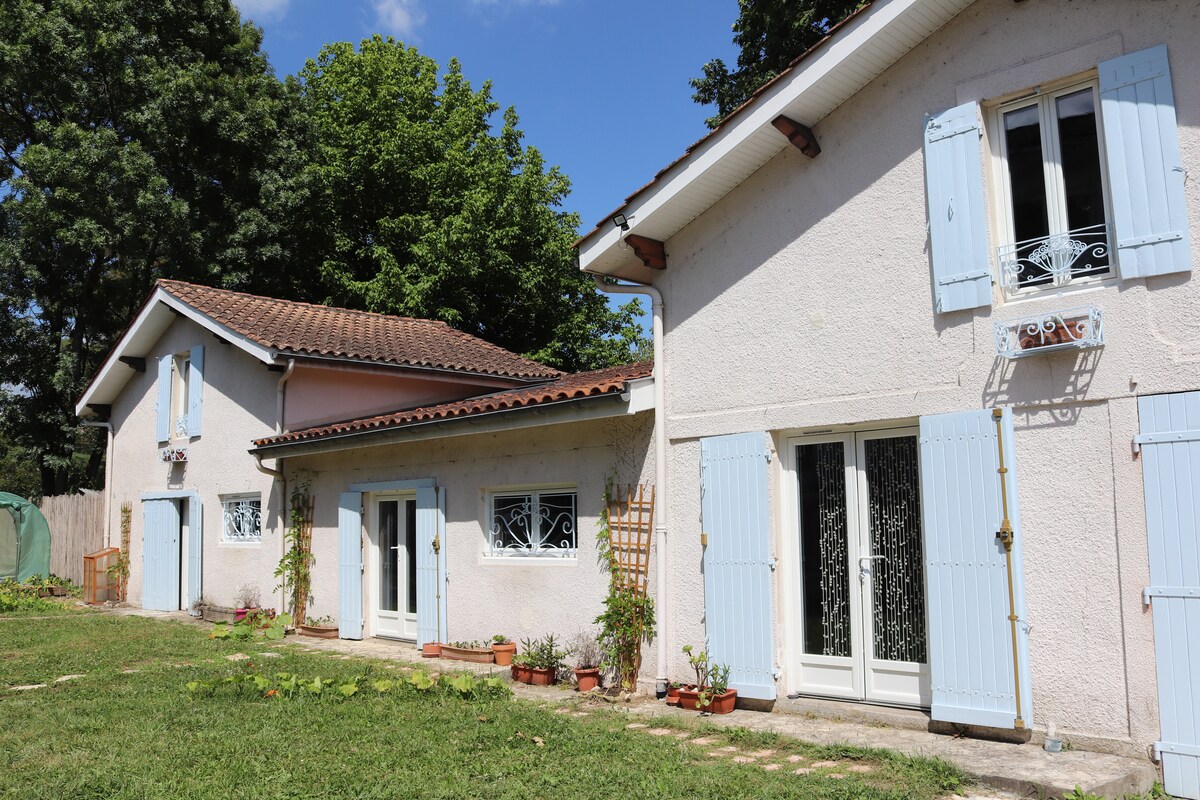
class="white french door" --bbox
[368,494,417,640]
[786,428,931,707]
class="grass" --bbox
[0,613,967,799]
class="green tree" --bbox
[299,37,645,372]
[691,0,865,129]
[0,0,310,495]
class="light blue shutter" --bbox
[1099,45,1191,280]
[1137,391,1200,800]
[155,356,172,442]
[700,432,776,701]
[415,485,446,646]
[338,492,363,639]
[187,345,204,437]
[918,407,1032,728]
[186,497,202,616]
[141,499,180,611]
[923,102,993,313]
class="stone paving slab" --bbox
[97,607,1156,799]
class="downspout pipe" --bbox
[262,357,294,611]
[591,273,668,697]
[82,420,115,549]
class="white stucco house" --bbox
[77,278,654,649]
[79,0,1200,795]
[576,0,1198,795]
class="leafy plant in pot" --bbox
[441,640,495,664]
[677,644,737,714]
[512,634,569,685]
[298,615,338,639]
[570,631,602,692]
[491,634,516,666]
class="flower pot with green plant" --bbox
[491,634,516,666]
[298,615,338,638]
[422,641,443,658]
[570,631,602,692]
[677,644,737,714]
[512,634,569,685]
[441,640,495,663]
[665,681,683,706]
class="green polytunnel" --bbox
[0,492,51,582]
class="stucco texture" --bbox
[290,413,656,681]
[652,0,1200,754]
[107,317,282,610]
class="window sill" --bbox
[480,555,578,567]
[998,274,1119,307]
[218,540,263,548]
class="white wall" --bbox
[651,0,1200,754]
[108,317,282,610]
[291,413,656,680]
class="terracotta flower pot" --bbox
[678,686,737,714]
[492,641,516,666]
[422,642,443,658]
[298,624,339,639]
[511,664,533,683]
[441,645,495,664]
[528,667,556,686]
[573,667,601,692]
[665,685,682,706]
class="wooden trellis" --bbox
[605,483,655,597]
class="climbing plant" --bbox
[275,473,314,624]
[594,480,656,690]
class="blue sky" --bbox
[233,0,740,236]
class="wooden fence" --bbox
[40,493,105,585]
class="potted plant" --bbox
[677,645,737,714]
[665,681,682,706]
[422,641,443,658]
[298,615,338,639]
[571,632,602,692]
[233,583,261,622]
[441,640,496,664]
[491,634,517,666]
[512,635,569,685]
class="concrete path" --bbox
[101,608,1158,799]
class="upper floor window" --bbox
[992,81,1112,298]
[155,345,203,443]
[171,354,191,439]
[487,489,577,558]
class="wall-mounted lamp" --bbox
[612,213,629,231]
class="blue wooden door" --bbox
[142,499,180,611]
[1137,391,1200,800]
[918,408,1032,728]
[338,492,363,639]
[701,432,776,701]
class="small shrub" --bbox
[0,579,60,614]
[234,583,261,609]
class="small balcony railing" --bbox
[996,223,1112,298]
[994,304,1104,359]
[175,414,189,439]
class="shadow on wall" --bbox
[981,348,1103,427]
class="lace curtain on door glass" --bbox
[864,438,926,663]
[813,443,850,658]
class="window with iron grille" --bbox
[221,495,262,543]
[487,490,576,557]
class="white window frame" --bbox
[171,353,191,441]
[988,73,1116,302]
[485,487,578,559]
[220,493,262,545]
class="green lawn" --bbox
[0,612,966,799]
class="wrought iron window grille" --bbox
[222,497,262,542]
[994,304,1104,359]
[488,491,577,557]
[996,223,1112,298]
[175,414,190,439]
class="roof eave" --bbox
[576,0,976,278]
[250,391,640,460]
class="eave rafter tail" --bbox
[771,115,821,158]
[624,234,667,269]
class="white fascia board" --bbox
[625,376,655,414]
[578,0,965,275]
[75,288,278,416]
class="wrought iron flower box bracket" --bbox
[994,305,1104,359]
[161,446,189,463]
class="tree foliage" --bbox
[0,0,309,495]
[298,37,644,372]
[691,0,866,129]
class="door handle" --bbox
[858,555,886,580]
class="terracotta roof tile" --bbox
[254,361,653,448]
[158,279,561,380]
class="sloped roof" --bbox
[253,361,652,449]
[156,280,561,380]
[576,0,976,281]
